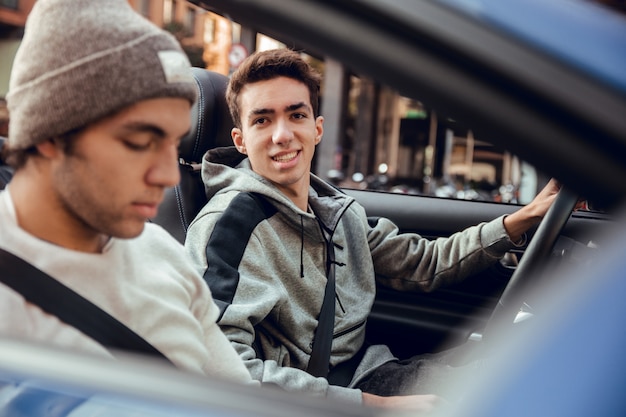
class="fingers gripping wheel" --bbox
[151,69,234,243]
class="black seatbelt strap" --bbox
[306,226,337,378]
[0,248,171,362]
[327,340,368,387]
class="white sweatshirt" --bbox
[0,188,253,385]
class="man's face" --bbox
[49,97,191,241]
[232,76,323,201]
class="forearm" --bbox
[503,177,561,243]
[239,350,363,403]
[372,217,513,291]
[503,203,545,244]
[362,392,443,412]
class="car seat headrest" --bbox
[149,69,234,243]
[179,68,233,164]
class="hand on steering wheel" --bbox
[482,186,580,340]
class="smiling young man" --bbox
[184,48,561,411]
[0,0,252,385]
[232,75,322,210]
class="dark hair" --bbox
[1,143,38,170]
[226,48,322,129]
[0,128,83,170]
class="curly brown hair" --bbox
[226,48,322,129]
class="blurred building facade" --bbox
[0,0,34,136]
[0,0,212,136]
[0,0,545,202]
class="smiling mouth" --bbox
[272,151,299,163]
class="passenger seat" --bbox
[150,68,234,243]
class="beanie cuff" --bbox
[7,0,197,150]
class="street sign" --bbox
[228,43,248,68]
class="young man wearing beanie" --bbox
[0,0,252,385]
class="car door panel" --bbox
[343,188,608,359]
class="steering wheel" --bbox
[481,186,580,340]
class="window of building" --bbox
[163,0,173,23]
[185,7,196,34]
[139,0,150,17]
[204,16,215,44]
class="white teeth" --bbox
[273,151,297,162]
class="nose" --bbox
[272,118,294,145]
[146,141,180,188]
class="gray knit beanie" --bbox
[6,0,198,150]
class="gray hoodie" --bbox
[185,146,518,404]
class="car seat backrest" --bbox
[151,68,234,243]
[0,136,14,191]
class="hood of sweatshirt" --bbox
[200,146,355,234]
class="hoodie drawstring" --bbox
[300,215,305,278]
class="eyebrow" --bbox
[117,122,167,138]
[115,122,190,145]
[248,102,311,119]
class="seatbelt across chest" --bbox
[0,248,171,362]
[306,224,337,378]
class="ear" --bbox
[35,139,60,159]
[314,116,324,145]
[231,128,246,154]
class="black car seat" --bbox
[151,68,234,243]
[0,136,14,191]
